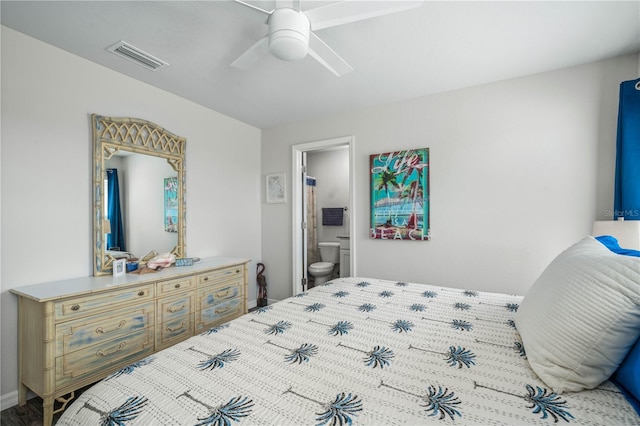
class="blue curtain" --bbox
[614,78,640,220]
[106,168,125,250]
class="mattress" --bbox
[56,277,638,425]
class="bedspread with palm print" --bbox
[57,277,638,425]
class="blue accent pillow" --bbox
[595,235,640,257]
[612,336,640,415]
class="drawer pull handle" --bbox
[203,277,209,281]
[236,269,240,273]
[174,283,181,289]
[95,320,127,334]
[96,342,126,357]
[215,289,231,298]
[138,291,145,296]
[167,304,186,313]
[166,321,186,332]
[215,306,231,314]
[70,304,80,311]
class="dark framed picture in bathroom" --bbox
[370,148,430,240]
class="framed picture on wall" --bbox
[266,172,287,204]
[370,148,430,240]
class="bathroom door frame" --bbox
[291,136,356,296]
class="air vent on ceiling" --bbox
[107,41,169,71]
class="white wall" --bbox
[307,148,350,243]
[262,53,639,302]
[0,26,262,406]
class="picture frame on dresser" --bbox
[112,258,126,277]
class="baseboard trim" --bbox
[1,390,18,411]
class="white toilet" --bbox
[308,242,340,285]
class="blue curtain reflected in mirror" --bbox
[106,168,125,251]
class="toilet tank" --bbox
[318,242,340,263]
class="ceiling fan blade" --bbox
[306,0,423,31]
[230,36,269,70]
[275,0,294,9]
[217,0,272,24]
[308,32,353,77]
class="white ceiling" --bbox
[2,1,639,129]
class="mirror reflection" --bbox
[92,114,186,276]
[104,152,178,260]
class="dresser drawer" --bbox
[157,276,195,297]
[55,327,154,388]
[198,281,243,310]
[157,315,193,348]
[197,265,243,286]
[56,302,154,356]
[196,298,242,332]
[158,293,193,324]
[54,284,154,320]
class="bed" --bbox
[57,237,640,425]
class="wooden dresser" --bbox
[10,257,249,426]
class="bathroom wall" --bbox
[307,147,350,244]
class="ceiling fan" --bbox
[220,0,423,76]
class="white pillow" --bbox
[515,236,640,393]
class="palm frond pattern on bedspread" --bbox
[57,277,638,425]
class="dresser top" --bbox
[10,257,249,302]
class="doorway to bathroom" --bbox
[291,136,355,296]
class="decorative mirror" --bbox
[92,114,186,276]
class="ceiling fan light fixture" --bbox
[268,8,310,61]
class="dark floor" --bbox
[1,386,91,425]
[1,395,56,426]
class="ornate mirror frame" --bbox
[92,114,186,276]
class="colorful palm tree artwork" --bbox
[106,356,155,380]
[379,381,462,420]
[337,342,395,369]
[308,319,354,336]
[421,316,474,331]
[474,338,527,358]
[249,318,293,335]
[283,388,363,426]
[399,172,424,230]
[376,169,400,225]
[478,301,520,312]
[474,382,574,423]
[265,340,319,364]
[409,344,476,369]
[76,395,148,424]
[179,391,254,426]
[201,323,230,336]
